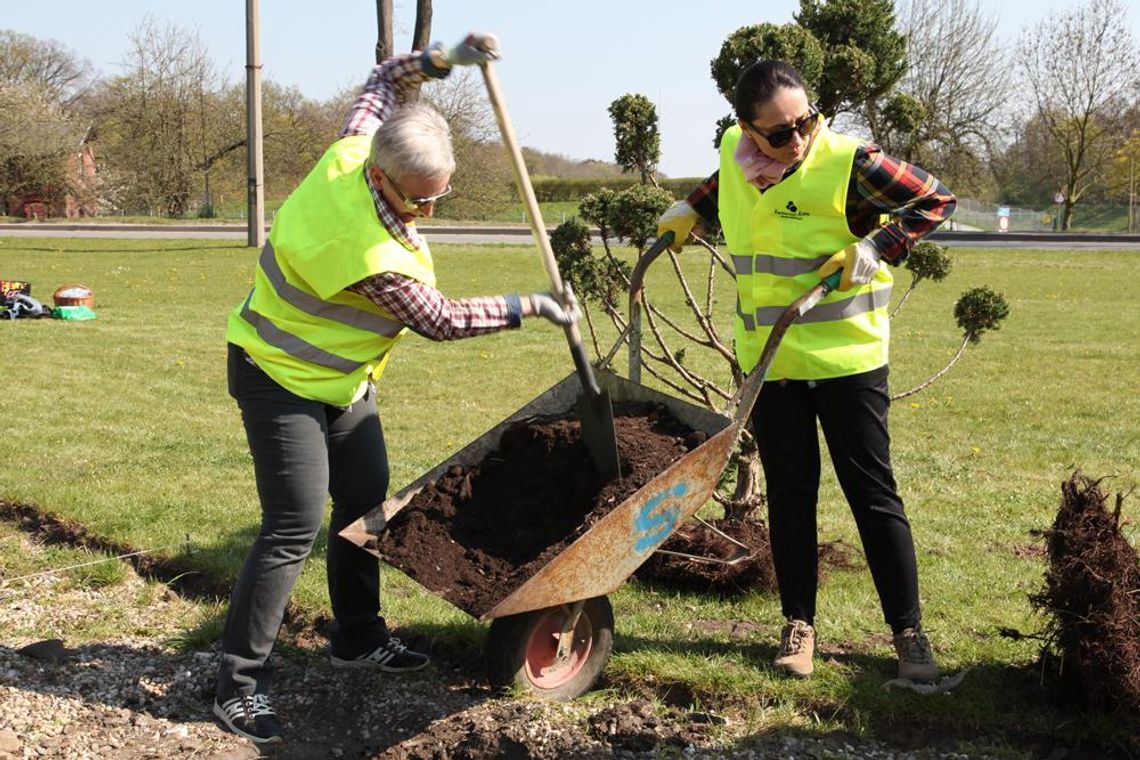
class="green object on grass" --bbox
[53,305,96,321]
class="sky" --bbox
[5,0,1139,178]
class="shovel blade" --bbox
[576,389,622,482]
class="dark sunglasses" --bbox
[386,173,452,210]
[744,108,819,148]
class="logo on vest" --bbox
[774,200,810,221]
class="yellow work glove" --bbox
[656,200,699,253]
[817,239,883,291]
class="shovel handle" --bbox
[479,62,601,397]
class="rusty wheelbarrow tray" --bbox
[340,233,841,699]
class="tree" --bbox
[709,23,824,145]
[795,0,908,121]
[607,94,660,185]
[872,0,1009,196]
[707,0,907,143]
[95,18,222,216]
[1013,0,1140,229]
[421,68,513,220]
[375,0,433,97]
[0,81,82,210]
[0,30,94,108]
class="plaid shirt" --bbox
[686,140,956,265]
[338,51,520,339]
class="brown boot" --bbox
[893,625,938,682]
[773,619,815,678]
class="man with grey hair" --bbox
[215,33,578,745]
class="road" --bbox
[2,223,1140,249]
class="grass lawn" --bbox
[1,237,1137,754]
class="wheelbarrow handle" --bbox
[626,232,676,383]
[725,270,843,422]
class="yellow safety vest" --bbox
[226,135,436,407]
[719,124,892,380]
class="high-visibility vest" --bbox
[719,124,892,380]
[226,134,436,407]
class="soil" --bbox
[376,402,706,617]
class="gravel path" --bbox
[0,527,988,759]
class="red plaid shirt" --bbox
[339,51,520,339]
[686,140,956,265]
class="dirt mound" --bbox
[635,518,778,592]
[1031,472,1140,719]
[377,402,703,617]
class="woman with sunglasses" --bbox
[658,60,956,683]
[214,33,580,746]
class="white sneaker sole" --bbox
[328,653,429,672]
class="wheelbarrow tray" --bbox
[339,368,737,620]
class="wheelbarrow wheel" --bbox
[484,596,614,701]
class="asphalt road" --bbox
[2,223,1139,249]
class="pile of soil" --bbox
[1031,472,1140,719]
[377,402,706,617]
[635,518,778,592]
[636,520,861,594]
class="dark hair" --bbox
[733,61,806,122]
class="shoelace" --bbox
[239,693,276,719]
[897,631,933,663]
[385,637,408,654]
[781,623,811,655]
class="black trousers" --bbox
[217,343,390,699]
[751,364,921,634]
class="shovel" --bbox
[479,61,622,482]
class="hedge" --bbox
[531,176,705,202]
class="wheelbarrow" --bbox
[339,233,842,700]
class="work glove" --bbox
[656,200,699,253]
[817,239,882,291]
[529,286,580,327]
[439,32,501,67]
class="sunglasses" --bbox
[744,108,819,148]
[386,173,452,210]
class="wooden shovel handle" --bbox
[478,61,601,397]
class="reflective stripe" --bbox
[737,286,892,330]
[239,293,363,373]
[732,253,832,277]
[259,243,404,338]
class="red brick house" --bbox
[3,124,98,219]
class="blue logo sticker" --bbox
[633,482,690,553]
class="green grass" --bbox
[0,237,1137,753]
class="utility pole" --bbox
[245,0,265,248]
[1130,155,1135,235]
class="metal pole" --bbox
[245,0,265,248]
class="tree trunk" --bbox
[374,0,393,64]
[406,0,433,100]
[412,0,433,51]
[725,437,764,522]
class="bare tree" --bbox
[1014,0,1140,229]
[420,69,512,219]
[0,30,94,108]
[96,18,222,216]
[876,0,1009,194]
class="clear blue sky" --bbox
[5,1,1138,178]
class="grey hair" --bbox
[369,102,456,181]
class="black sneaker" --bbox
[213,693,283,744]
[329,636,430,672]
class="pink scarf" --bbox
[734,133,790,189]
